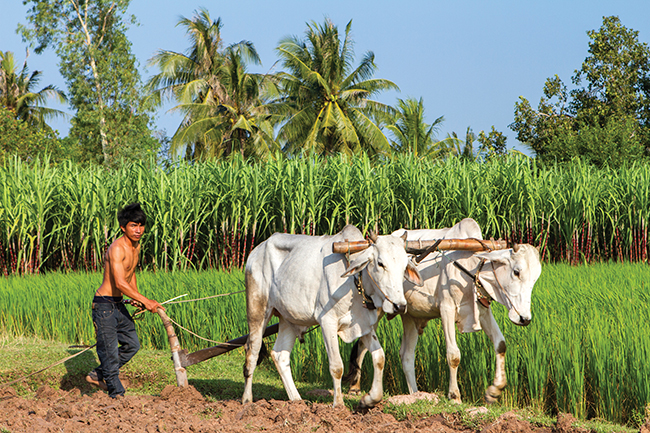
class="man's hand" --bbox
[143,298,165,313]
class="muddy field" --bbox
[1,383,635,433]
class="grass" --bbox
[0,333,638,433]
[2,263,650,427]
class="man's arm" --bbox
[109,245,164,313]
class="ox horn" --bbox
[368,230,378,244]
[513,244,521,253]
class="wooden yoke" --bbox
[332,238,508,254]
[405,238,508,254]
[157,308,188,387]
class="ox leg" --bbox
[345,339,368,395]
[358,332,386,409]
[399,314,420,394]
[441,305,462,403]
[320,322,346,407]
[479,307,507,404]
[242,309,272,404]
[271,317,301,401]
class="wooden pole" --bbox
[332,238,508,254]
[157,308,188,387]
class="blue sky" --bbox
[2,0,650,154]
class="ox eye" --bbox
[513,269,520,277]
[378,261,386,269]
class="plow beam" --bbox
[177,323,280,369]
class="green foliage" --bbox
[0,106,75,162]
[273,18,398,156]
[0,50,67,129]
[387,97,459,159]
[146,9,277,161]
[2,154,650,274]
[510,16,650,167]
[19,0,158,166]
[477,126,508,159]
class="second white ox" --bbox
[346,218,542,403]
[242,225,423,408]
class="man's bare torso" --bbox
[95,236,140,297]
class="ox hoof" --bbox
[484,385,501,404]
[358,394,377,409]
[448,391,462,404]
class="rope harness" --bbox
[453,259,493,308]
[452,257,524,319]
[354,273,376,310]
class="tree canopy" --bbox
[19,0,158,166]
[510,16,650,167]
[146,8,277,161]
[0,50,66,129]
[271,19,398,157]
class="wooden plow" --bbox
[158,236,508,387]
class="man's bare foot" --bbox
[85,371,108,391]
[86,371,130,390]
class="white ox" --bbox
[242,225,423,408]
[346,218,542,403]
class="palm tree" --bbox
[146,8,276,160]
[387,97,462,159]
[442,127,478,161]
[0,50,66,129]
[272,19,398,156]
[387,97,444,158]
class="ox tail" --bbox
[257,342,269,366]
[342,339,362,386]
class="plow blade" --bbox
[178,323,279,368]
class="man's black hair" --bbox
[117,203,147,228]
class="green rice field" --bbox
[1,263,649,425]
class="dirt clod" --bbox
[0,385,596,433]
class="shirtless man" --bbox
[85,203,164,398]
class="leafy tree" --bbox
[19,0,158,166]
[510,16,650,166]
[387,97,453,159]
[146,9,276,160]
[0,50,66,129]
[0,106,76,162]
[477,126,508,160]
[272,19,398,156]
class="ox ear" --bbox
[341,251,371,278]
[405,258,424,287]
[475,249,512,265]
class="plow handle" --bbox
[157,308,188,387]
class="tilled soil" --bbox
[0,384,629,433]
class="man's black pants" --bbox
[92,297,140,398]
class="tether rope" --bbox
[0,344,96,389]
[163,290,245,304]
[0,290,247,388]
[165,315,240,346]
